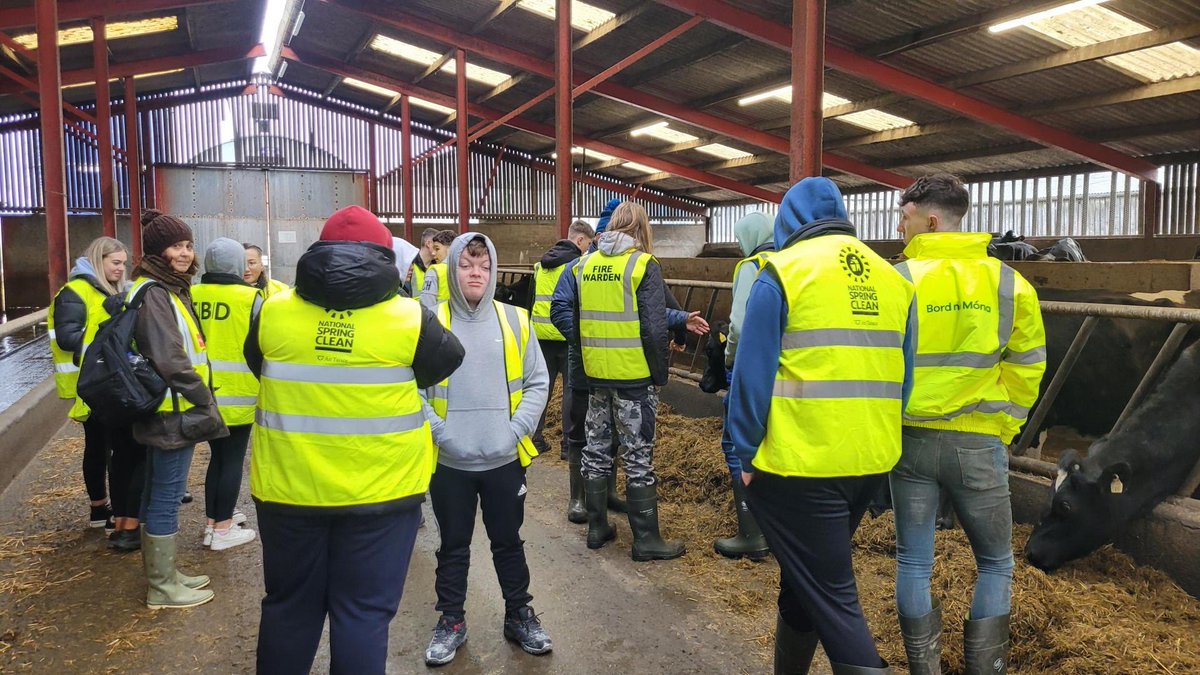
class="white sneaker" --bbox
[232,510,247,526]
[210,526,256,551]
[203,526,213,547]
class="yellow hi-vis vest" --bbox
[423,263,451,303]
[128,279,210,415]
[732,251,772,284]
[897,232,1047,444]
[576,250,654,382]
[191,282,263,426]
[755,234,914,478]
[411,263,426,297]
[531,262,567,342]
[251,289,432,508]
[264,278,288,298]
[48,278,109,420]
[427,300,539,467]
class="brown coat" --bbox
[131,283,227,449]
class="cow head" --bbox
[699,322,729,394]
[1024,447,1134,571]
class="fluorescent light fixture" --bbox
[371,35,511,86]
[343,77,399,98]
[622,161,659,174]
[410,97,456,115]
[14,16,179,49]
[695,143,752,160]
[514,0,616,32]
[572,146,615,162]
[62,69,186,90]
[630,121,669,137]
[255,0,289,73]
[738,85,791,106]
[837,109,914,131]
[988,0,1109,33]
[629,121,697,144]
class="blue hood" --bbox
[774,177,854,250]
[595,198,622,234]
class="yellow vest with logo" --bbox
[576,250,654,381]
[428,300,539,468]
[251,289,432,507]
[191,282,262,426]
[128,279,210,415]
[897,232,1047,443]
[48,278,110,420]
[531,262,567,342]
[424,263,451,302]
[755,234,914,478]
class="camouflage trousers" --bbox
[582,386,659,488]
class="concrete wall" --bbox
[1,215,135,311]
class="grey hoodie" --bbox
[422,233,549,472]
[203,237,246,277]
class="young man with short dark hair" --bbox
[420,230,460,309]
[408,228,440,296]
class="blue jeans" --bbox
[890,427,1014,621]
[140,445,195,536]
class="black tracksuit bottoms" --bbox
[205,423,251,522]
[748,471,888,669]
[429,460,533,620]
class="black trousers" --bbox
[565,387,587,453]
[81,416,109,502]
[532,339,569,451]
[748,471,888,669]
[108,424,146,520]
[429,460,532,619]
[256,506,421,675]
[205,424,251,521]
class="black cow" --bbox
[495,274,532,310]
[699,322,729,394]
[1025,337,1200,571]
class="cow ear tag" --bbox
[1110,475,1125,494]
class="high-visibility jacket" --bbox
[732,251,772,284]
[575,250,654,382]
[251,289,432,508]
[263,278,288,298]
[531,262,567,342]
[897,232,1047,443]
[128,279,210,415]
[191,282,262,426]
[754,234,914,478]
[411,263,426,297]
[423,263,451,303]
[427,300,539,468]
[48,278,109,421]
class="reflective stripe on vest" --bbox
[755,235,914,479]
[251,290,432,508]
[49,278,110,420]
[531,262,567,342]
[191,282,261,426]
[127,279,209,415]
[575,250,653,381]
[428,300,539,467]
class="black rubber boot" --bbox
[963,613,1009,675]
[713,477,770,561]
[898,599,942,675]
[773,612,818,675]
[626,483,685,562]
[584,477,615,549]
[606,470,627,513]
[566,445,586,524]
[830,660,892,674]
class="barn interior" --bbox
[1,0,1200,672]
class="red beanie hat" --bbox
[319,205,392,247]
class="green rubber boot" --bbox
[626,483,685,562]
[584,477,615,549]
[567,445,586,524]
[964,613,1009,675]
[898,599,942,675]
[773,612,818,674]
[142,532,214,609]
[713,477,770,561]
[606,471,626,513]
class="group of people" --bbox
[45,170,1045,675]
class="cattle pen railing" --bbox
[497,268,1200,502]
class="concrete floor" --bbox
[0,423,779,674]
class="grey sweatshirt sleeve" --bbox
[420,393,447,446]
[510,327,550,441]
[419,267,440,310]
[725,263,757,367]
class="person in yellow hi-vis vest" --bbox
[243,206,463,674]
[192,238,262,553]
[890,174,1046,675]
[420,233,552,666]
[729,178,916,675]
[419,229,457,309]
[242,243,288,297]
[129,210,230,610]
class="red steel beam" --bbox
[401,95,414,241]
[790,0,823,182]
[655,0,1160,181]
[124,77,142,259]
[0,28,36,61]
[556,0,572,239]
[0,0,232,30]
[455,48,469,233]
[286,49,783,202]
[572,15,704,99]
[321,0,909,189]
[92,17,116,237]
[37,0,69,296]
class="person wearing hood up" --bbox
[419,229,458,309]
[390,236,420,296]
[712,211,774,562]
[49,237,141,540]
[243,243,288,297]
[420,232,552,666]
[244,206,465,674]
[529,219,595,460]
[192,238,262,552]
[728,177,916,675]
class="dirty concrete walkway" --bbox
[0,423,800,674]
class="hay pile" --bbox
[545,389,1200,673]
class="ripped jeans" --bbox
[890,427,1014,621]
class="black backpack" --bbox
[77,281,168,425]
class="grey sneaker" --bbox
[425,616,467,666]
[503,606,552,655]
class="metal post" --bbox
[455,48,469,233]
[1112,322,1191,433]
[1012,316,1099,456]
[555,0,572,239]
[1142,179,1161,240]
[401,96,414,242]
[789,0,824,182]
[37,0,69,296]
[91,17,116,237]
[367,121,378,214]
[124,77,143,260]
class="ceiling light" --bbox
[630,121,698,143]
[513,0,616,32]
[836,109,914,132]
[695,143,752,160]
[371,34,511,86]
[13,16,179,49]
[622,161,659,174]
[254,0,288,74]
[343,77,399,98]
[410,97,455,115]
[988,0,1110,33]
[738,85,791,106]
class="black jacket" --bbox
[53,274,111,360]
